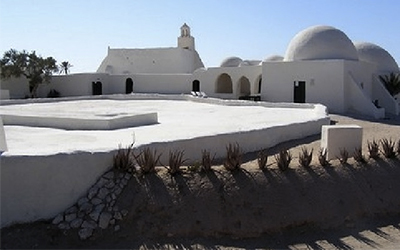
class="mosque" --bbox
[1,24,399,118]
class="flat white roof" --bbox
[1,98,327,156]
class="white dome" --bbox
[239,60,261,67]
[263,55,284,62]
[220,57,242,67]
[284,25,359,61]
[354,42,399,73]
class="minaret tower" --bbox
[178,23,195,50]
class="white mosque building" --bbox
[1,24,399,118]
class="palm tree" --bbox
[59,61,73,75]
[379,72,400,97]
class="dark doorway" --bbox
[92,81,102,95]
[258,77,262,93]
[192,80,200,92]
[293,81,306,103]
[126,78,133,94]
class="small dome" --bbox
[284,25,359,61]
[263,55,284,62]
[193,67,207,74]
[239,60,261,67]
[354,42,399,73]
[220,57,242,67]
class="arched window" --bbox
[256,76,262,94]
[92,81,102,95]
[216,73,233,93]
[238,76,251,96]
[125,78,133,94]
[192,80,200,92]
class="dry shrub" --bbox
[367,140,380,159]
[353,147,366,164]
[337,148,349,165]
[318,148,330,166]
[201,149,215,172]
[380,138,396,159]
[257,149,269,170]
[298,147,313,168]
[134,147,161,174]
[113,143,135,172]
[275,149,291,171]
[167,150,186,175]
[224,143,242,171]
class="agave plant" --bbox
[298,147,313,168]
[134,147,161,174]
[167,149,186,175]
[367,140,380,160]
[318,148,330,166]
[353,147,366,164]
[257,149,269,170]
[224,143,242,171]
[380,138,396,159]
[275,149,291,171]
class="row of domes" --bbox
[220,25,398,73]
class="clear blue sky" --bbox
[1,0,399,73]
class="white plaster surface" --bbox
[0,95,329,227]
[0,117,7,152]
[321,125,363,160]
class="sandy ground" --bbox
[1,114,400,249]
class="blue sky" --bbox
[1,0,399,73]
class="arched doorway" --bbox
[192,80,200,92]
[92,81,102,95]
[126,78,133,94]
[238,76,251,96]
[215,73,233,93]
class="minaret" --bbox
[178,23,195,50]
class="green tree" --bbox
[59,61,73,75]
[0,49,58,97]
[379,72,400,97]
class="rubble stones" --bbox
[51,169,131,240]
[78,228,93,240]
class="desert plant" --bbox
[337,148,349,165]
[187,162,201,172]
[257,149,269,170]
[367,140,380,159]
[113,143,135,172]
[275,149,292,171]
[167,150,186,175]
[223,143,242,171]
[134,147,161,174]
[201,149,215,172]
[397,139,400,156]
[380,138,396,159]
[353,147,366,164]
[298,147,313,168]
[318,148,330,166]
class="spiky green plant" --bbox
[380,138,396,159]
[257,149,269,170]
[337,148,349,165]
[134,148,161,174]
[353,147,366,164]
[298,147,313,168]
[318,148,330,166]
[397,139,400,157]
[201,149,215,172]
[113,143,135,172]
[275,149,291,171]
[167,150,186,175]
[224,143,242,171]
[367,140,380,160]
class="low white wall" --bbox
[143,116,330,165]
[1,152,113,227]
[0,89,10,100]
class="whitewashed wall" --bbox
[262,60,346,113]
[191,66,262,98]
